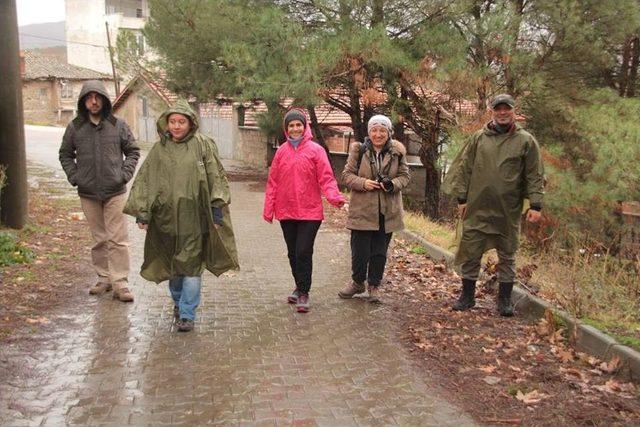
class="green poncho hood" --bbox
[124,101,239,282]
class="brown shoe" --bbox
[89,282,112,295]
[338,281,366,299]
[113,287,134,302]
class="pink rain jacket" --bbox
[263,117,344,222]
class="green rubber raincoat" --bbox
[443,123,544,267]
[124,101,239,283]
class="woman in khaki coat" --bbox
[339,115,410,302]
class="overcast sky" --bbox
[17,0,65,26]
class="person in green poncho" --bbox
[447,94,544,316]
[124,101,239,332]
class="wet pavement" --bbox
[0,158,475,426]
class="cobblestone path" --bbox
[0,169,476,426]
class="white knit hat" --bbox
[367,114,393,135]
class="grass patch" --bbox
[404,210,640,345]
[410,245,427,254]
[404,211,456,250]
[0,231,35,266]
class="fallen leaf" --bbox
[479,365,497,373]
[515,390,548,405]
[598,356,621,374]
[483,376,502,385]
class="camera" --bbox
[377,175,393,192]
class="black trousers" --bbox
[351,215,392,287]
[280,220,322,294]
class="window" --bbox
[106,5,116,14]
[39,88,48,98]
[136,8,143,18]
[60,81,73,99]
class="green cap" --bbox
[491,94,516,109]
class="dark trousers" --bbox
[351,215,392,287]
[280,220,322,294]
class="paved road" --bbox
[0,127,476,426]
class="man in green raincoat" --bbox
[124,100,239,331]
[447,94,544,316]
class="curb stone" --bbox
[399,229,640,380]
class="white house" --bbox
[65,0,149,75]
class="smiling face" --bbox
[287,119,305,139]
[492,104,516,126]
[167,113,191,141]
[368,125,389,149]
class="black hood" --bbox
[77,80,112,118]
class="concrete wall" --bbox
[66,0,148,74]
[234,126,268,170]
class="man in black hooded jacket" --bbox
[59,80,140,302]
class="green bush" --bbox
[0,231,34,266]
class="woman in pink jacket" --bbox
[263,108,345,313]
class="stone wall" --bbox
[234,126,268,170]
[22,80,57,125]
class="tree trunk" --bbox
[619,37,632,96]
[420,111,441,220]
[419,142,440,220]
[307,105,332,165]
[0,0,28,228]
[627,36,639,97]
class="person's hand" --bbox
[137,223,148,230]
[213,223,222,230]
[334,198,346,208]
[363,179,381,191]
[457,203,467,218]
[526,209,542,223]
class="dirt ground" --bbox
[0,186,93,344]
[324,204,640,426]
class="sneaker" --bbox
[296,294,310,313]
[113,287,134,302]
[287,289,300,304]
[338,281,366,299]
[173,306,180,320]
[89,282,112,295]
[177,318,194,332]
[368,286,381,304]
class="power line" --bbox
[19,32,108,48]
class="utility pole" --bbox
[0,0,28,229]
[105,21,120,96]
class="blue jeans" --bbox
[168,276,202,321]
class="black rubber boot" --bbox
[452,279,476,311]
[498,282,515,317]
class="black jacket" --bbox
[59,80,140,201]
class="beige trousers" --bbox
[80,192,130,290]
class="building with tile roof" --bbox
[21,50,114,126]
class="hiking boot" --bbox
[452,279,476,311]
[368,285,381,304]
[89,282,112,295]
[173,305,180,320]
[287,289,300,304]
[113,287,134,302]
[296,294,310,313]
[177,318,194,332]
[338,281,365,299]
[498,282,515,317]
